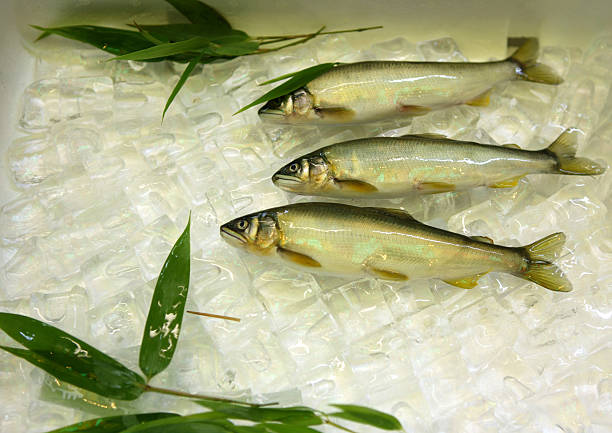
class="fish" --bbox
[271,129,606,198]
[257,38,562,124]
[220,202,571,292]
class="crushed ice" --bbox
[1,33,611,433]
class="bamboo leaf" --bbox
[0,313,145,400]
[259,423,322,433]
[194,401,323,426]
[111,37,210,61]
[121,412,231,433]
[139,215,191,379]
[31,25,155,56]
[205,40,259,56]
[329,404,402,431]
[234,63,340,114]
[45,413,179,433]
[164,0,231,31]
[163,51,207,120]
[127,24,248,43]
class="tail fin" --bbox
[509,38,563,85]
[519,232,572,292]
[546,128,606,175]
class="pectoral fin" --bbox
[418,181,456,193]
[315,107,355,121]
[336,179,378,193]
[465,89,492,107]
[277,248,321,268]
[470,236,494,244]
[367,267,409,281]
[489,175,524,188]
[400,133,447,139]
[443,272,487,289]
[398,105,431,115]
[503,143,521,149]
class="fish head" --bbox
[258,88,317,123]
[272,153,332,194]
[220,211,280,255]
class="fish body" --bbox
[258,38,562,124]
[272,129,605,197]
[220,202,571,292]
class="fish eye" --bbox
[236,219,249,230]
[288,163,299,173]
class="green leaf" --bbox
[45,413,179,433]
[139,215,191,379]
[111,37,210,61]
[122,413,231,433]
[31,25,155,57]
[234,63,339,115]
[329,404,402,431]
[259,423,322,433]
[195,401,323,426]
[127,24,247,43]
[0,313,145,400]
[163,51,207,120]
[165,0,231,31]
[205,40,259,56]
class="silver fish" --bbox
[220,202,571,292]
[272,129,605,197]
[258,38,562,124]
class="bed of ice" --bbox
[1,32,611,433]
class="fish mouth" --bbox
[220,226,247,245]
[272,173,303,189]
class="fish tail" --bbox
[546,128,606,175]
[518,232,572,292]
[509,37,563,85]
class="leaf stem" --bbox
[144,384,269,407]
[255,26,326,54]
[187,310,241,322]
[254,25,382,40]
[324,419,359,433]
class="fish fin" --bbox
[315,107,356,121]
[336,179,378,193]
[523,232,566,262]
[443,272,487,289]
[277,248,321,268]
[509,37,563,85]
[365,207,417,221]
[503,143,521,149]
[367,267,409,281]
[400,133,447,139]
[418,181,456,193]
[488,175,524,188]
[465,89,492,107]
[522,263,572,292]
[546,128,606,175]
[518,232,571,292]
[398,105,431,115]
[471,235,494,244]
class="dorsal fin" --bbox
[365,207,417,221]
[503,143,521,149]
[399,133,447,139]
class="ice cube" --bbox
[87,287,148,349]
[0,196,52,246]
[418,37,468,61]
[19,77,114,132]
[368,37,423,61]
